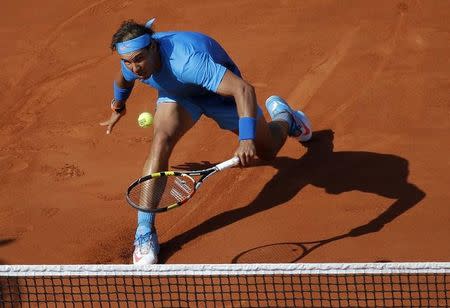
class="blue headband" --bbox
[116,18,156,55]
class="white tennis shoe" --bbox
[133,231,160,265]
[265,95,312,142]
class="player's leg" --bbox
[142,102,197,175]
[134,100,200,265]
[254,95,313,159]
[265,95,312,143]
[253,115,289,161]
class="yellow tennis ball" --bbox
[138,112,153,128]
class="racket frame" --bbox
[126,157,239,213]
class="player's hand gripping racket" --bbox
[126,157,240,213]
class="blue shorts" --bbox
[157,93,263,131]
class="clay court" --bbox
[0,0,449,266]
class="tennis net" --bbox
[1,263,449,307]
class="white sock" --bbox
[135,211,155,241]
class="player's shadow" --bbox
[159,129,425,262]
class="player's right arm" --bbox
[100,71,135,134]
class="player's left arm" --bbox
[216,70,258,166]
[179,53,258,166]
[216,70,257,120]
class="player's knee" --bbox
[152,132,177,154]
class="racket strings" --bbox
[129,175,195,210]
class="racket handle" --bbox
[216,157,240,171]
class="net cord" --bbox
[1,263,449,277]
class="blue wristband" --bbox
[239,117,257,140]
[113,81,132,102]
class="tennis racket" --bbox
[126,157,240,213]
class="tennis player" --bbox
[100,18,312,264]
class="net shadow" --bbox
[0,238,15,265]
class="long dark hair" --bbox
[110,20,155,51]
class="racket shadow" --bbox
[232,234,348,264]
[159,129,425,263]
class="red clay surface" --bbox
[1,0,449,265]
